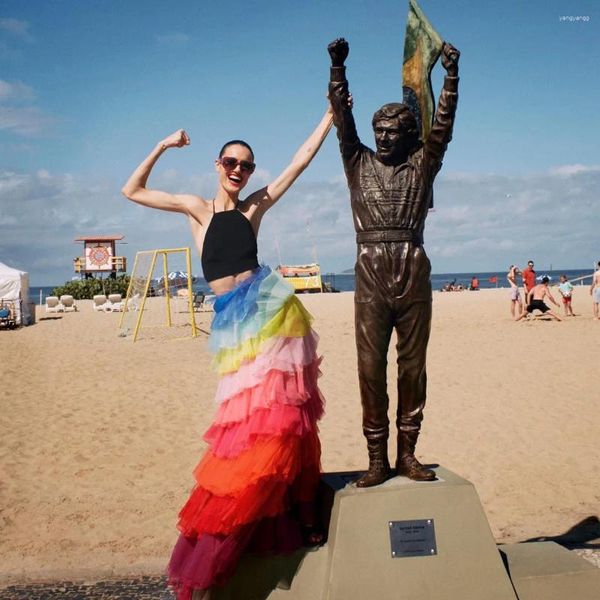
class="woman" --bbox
[122,104,334,599]
[507,265,522,318]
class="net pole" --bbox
[184,247,198,337]
[133,251,158,342]
[163,251,172,327]
[119,252,139,329]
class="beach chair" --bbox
[0,301,17,329]
[60,295,78,312]
[45,296,64,313]
[93,295,108,311]
[200,294,215,312]
[192,291,206,311]
[106,293,124,312]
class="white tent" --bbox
[0,261,32,325]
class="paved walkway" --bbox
[1,550,597,599]
[0,576,175,600]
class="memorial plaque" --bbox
[389,519,437,558]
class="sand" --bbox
[1,286,598,584]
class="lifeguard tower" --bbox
[73,235,127,279]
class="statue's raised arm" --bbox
[425,42,460,164]
[328,38,360,159]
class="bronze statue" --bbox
[328,37,459,486]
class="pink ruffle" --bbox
[214,333,319,403]
[211,360,323,430]
[204,395,323,458]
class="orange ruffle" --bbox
[177,431,321,537]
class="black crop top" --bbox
[201,208,259,282]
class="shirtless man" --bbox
[591,261,600,320]
[507,265,522,318]
[515,276,562,321]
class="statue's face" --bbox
[373,119,411,164]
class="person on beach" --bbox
[591,261,600,320]
[515,276,562,322]
[521,260,536,297]
[507,265,522,318]
[122,103,335,599]
[558,274,575,317]
[327,38,460,486]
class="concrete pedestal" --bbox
[500,542,600,600]
[212,467,598,600]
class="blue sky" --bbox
[1,0,598,284]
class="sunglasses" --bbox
[219,156,255,174]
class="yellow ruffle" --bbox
[214,296,313,375]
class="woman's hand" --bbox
[160,129,190,150]
[326,92,353,115]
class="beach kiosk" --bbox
[73,235,127,279]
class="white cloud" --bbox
[0,80,54,136]
[156,32,191,47]
[0,79,35,102]
[548,164,597,177]
[1,163,598,286]
[428,166,600,271]
[0,105,55,136]
[0,18,33,41]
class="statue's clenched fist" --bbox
[328,38,349,68]
[441,43,460,77]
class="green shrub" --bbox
[52,275,130,300]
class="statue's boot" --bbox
[396,430,436,481]
[356,428,393,488]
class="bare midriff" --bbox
[208,269,256,296]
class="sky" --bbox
[1,0,598,285]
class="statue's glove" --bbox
[441,42,460,77]
[328,38,349,67]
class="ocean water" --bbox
[29,268,594,302]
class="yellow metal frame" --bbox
[120,247,198,341]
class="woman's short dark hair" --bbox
[218,140,254,160]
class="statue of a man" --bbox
[328,37,460,486]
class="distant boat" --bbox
[277,263,323,293]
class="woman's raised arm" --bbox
[247,106,334,214]
[121,129,197,214]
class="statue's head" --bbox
[372,103,420,164]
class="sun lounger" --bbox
[60,295,77,312]
[45,296,65,313]
[106,293,124,312]
[93,295,108,311]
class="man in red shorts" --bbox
[521,260,536,296]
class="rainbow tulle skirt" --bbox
[168,266,324,599]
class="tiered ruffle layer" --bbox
[168,267,324,599]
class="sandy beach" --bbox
[1,286,598,585]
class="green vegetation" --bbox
[52,275,130,300]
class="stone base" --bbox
[212,467,598,599]
[500,541,600,600]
